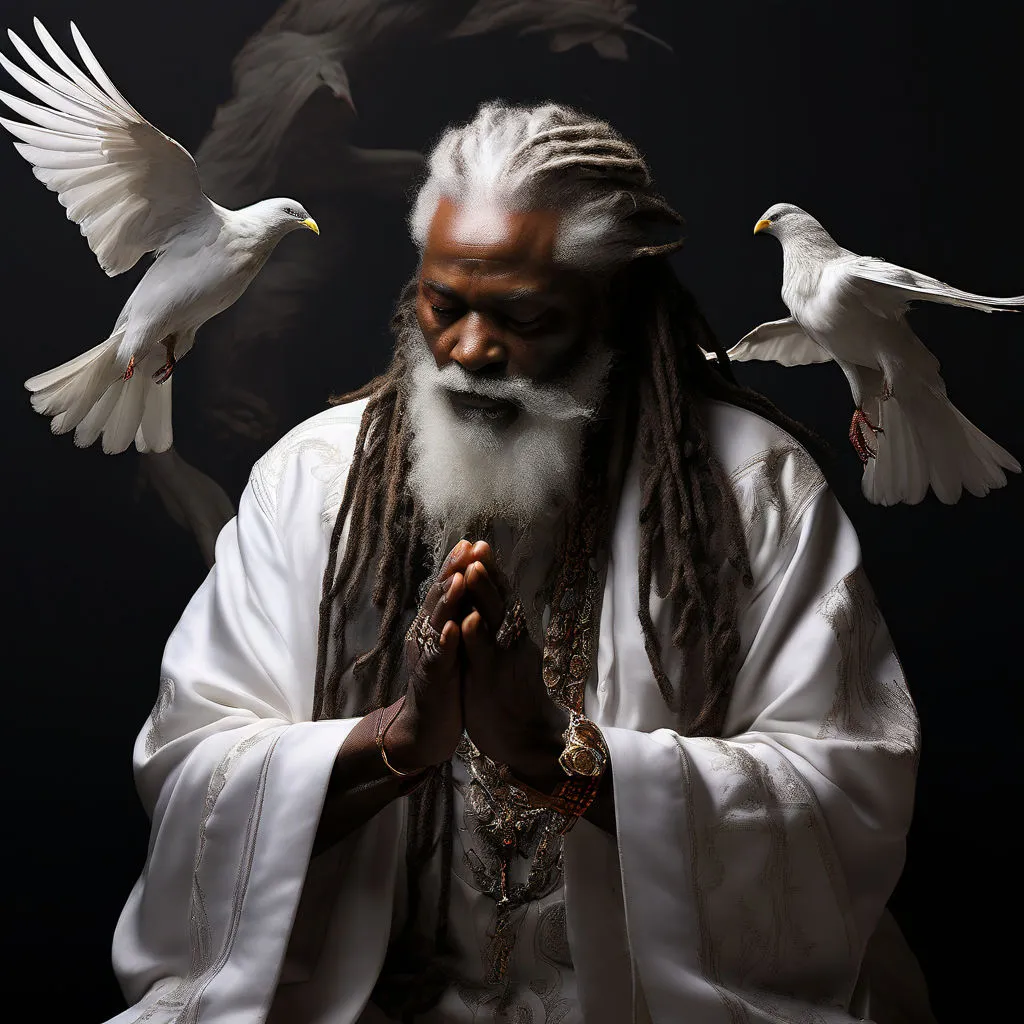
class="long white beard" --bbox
[403,323,613,571]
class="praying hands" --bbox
[459,541,570,792]
[386,538,567,788]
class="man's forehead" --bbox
[423,196,561,270]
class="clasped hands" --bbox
[385,540,569,791]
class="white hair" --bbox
[408,100,683,272]
[401,317,613,571]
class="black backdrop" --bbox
[1,1,1019,1018]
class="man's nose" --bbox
[448,312,506,372]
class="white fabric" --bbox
[108,397,927,1024]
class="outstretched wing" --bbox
[0,19,211,276]
[846,255,1024,314]
[707,317,833,366]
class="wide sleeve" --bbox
[107,449,399,1024]
[573,478,920,1023]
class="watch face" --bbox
[564,745,605,777]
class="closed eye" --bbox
[430,303,461,321]
[506,311,544,327]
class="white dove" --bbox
[0,20,320,454]
[717,202,1022,506]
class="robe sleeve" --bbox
[596,483,920,1022]
[107,449,398,1024]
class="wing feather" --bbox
[710,317,833,366]
[0,20,211,276]
[847,256,1024,314]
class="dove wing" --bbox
[711,317,833,366]
[846,256,1024,314]
[0,20,212,276]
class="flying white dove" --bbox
[0,20,320,454]
[716,202,1022,506]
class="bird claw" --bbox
[152,357,176,385]
[122,356,135,382]
[849,408,884,464]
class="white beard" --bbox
[403,323,613,573]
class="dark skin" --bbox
[314,198,616,855]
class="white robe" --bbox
[107,397,931,1024]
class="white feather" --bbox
[4,21,317,455]
[0,22,210,277]
[745,202,1022,505]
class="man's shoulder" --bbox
[249,397,370,526]
[703,398,829,556]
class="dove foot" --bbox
[122,356,135,382]
[153,356,176,385]
[849,408,883,464]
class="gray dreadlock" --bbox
[314,101,821,1019]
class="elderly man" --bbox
[109,102,926,1024]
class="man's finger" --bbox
[429,571,465,633]
[422,555,467,619]
[413,618,460,686]
[468,541,497,575]
[439,539,474,581]
[464,561,506,633]
[467,541,512,599]
[461,608,494,670]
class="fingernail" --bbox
[439,576,454,603]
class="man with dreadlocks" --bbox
[108,102,931,1024]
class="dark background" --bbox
[1,1,1019,1018]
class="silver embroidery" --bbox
[679,734,855,1016]
[729,445,825,551]
[445,749,576,1023]
[144,676,176,757]
[129,728,281,1023]
[817,567,919,761]
[250,409,363,528]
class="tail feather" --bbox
[28,336,123,432]
[100,371,148,454]
[73,378,122,448]
[27,333,174,454]
[863,383,1020,505]
[135,376,173,454]
[25,337,120,392]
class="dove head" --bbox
[752,203,823,241]
[252,198,320,239]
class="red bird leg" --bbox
[122,355,135,382]
[152,339,177,385]
[848,408,884,464]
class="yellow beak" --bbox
[301,217,320,235]
[753,218,772,235]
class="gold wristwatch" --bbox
[558,711,608,778]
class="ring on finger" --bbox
[407,612,443,661]
[495,597,527,651]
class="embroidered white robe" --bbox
[106,397,929,1024]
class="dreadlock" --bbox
[311,102,823,1017]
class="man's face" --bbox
[415,196,595,427]
[404,196,613,566]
